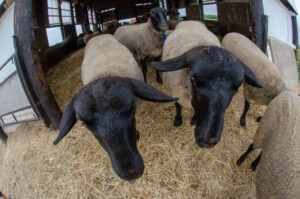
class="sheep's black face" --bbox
[151,46,263,149]
[53,76,178,180]
[81,95,144,181]
[149,7,169,32]
[190,61,244,148]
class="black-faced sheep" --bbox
[221,32,287,126]
[236,90,300,199]
[151,21,263,148]
[114,7,169,83]
[53,34,177,181]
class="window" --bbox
[48,0,60,25]
[72,3,77,24]
[201,0,218,21]
[46,27,63,46]
[88,9,95,31]
[178,8,187,18]
[75,24,83,36]
[119,18,136,25]
[61,1,72,24]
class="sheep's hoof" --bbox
[256,116,262,123]
[236,156,246,166]
[251,152,262,171]
[156,75,163,84]
[240,118,246,127]
[174,117,182,127]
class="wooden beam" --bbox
[14,0,62,130]
[250,0,266,52]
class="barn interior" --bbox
[0,0,299,198]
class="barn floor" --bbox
[0,48,271,199]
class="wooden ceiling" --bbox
[73,0,157,11]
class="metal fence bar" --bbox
[0,106,32,118]
[0,55,14,71]
[13,36,41,120]
[0,118,41,127]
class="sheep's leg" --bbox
[240,100,250,126]
[155,70,163,84]
[153,57,163,84]
[236,144,254,166]
[140,57,147,83]
[251,152,262,171]
[174,102,183,127]
[0,127,8,145]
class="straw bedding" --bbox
[0,48,277,199]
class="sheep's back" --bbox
[81,34,143,85]
[254,91,300,199]
[162,21,221,108]
[114,23,146,56]
[222,32,286,105]
[114,20,164,58]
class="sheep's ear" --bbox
[127,78,178,102]
[53,99,77,145]
[151,46,211,72]
[242,63,264,88]
[151,54,187,72]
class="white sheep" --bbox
[236,90,300,199]
[221,32,287,126]
[151,21,263,147]
[114,7,169,83]
[53,34,177,180]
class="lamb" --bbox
[114,7,169,83]
[53,34,177,181]
[151,21,263,148]
[236,90,300,199]
[221,32,287,126]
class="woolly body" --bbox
[114,18,164,59]
[162,21,221,107]
[81,34,144,85]
[221,32,287,105]
[252,90,300,199]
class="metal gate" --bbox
[0,53,41,126]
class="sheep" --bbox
[114,7,169,83]
[151,21,263,148]
[83,30,102,44]
[221,32,287,126]
[236,90,300,199]
[53,34,177,181]
[167,9,182,30]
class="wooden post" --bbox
[14,0,62,130]
[250,0,266,52]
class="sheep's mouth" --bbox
[197,141,217,148]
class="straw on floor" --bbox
[0,48,274,199]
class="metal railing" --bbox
[0,54,41,126]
